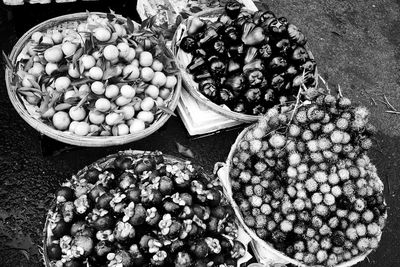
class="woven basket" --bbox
[171,8,317,123]
[5,12,182,147]
[43,149,253,267]
[216,121,381,267]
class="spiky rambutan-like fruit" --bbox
[314,171,328,183]
[324,94,336,105]
[318,138,332,151]
[310,152,324,163]
[331,130,344,144]
[244,215,256,227]
[295,110,308,124]
[322,123,335,134]
[360,138,373,150]
[309,122,321,132]
[307,140,319,152]
[252,126,265,139]
[338,97,352,109]
[269,134,286,148]
[288,124,301,137]
[249,195,263,208]
[354,106,369,120]
[305,178,318,192]
[336,117,349,130]
[239,170,252,183]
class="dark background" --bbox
[0,0,399,266]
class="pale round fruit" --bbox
[120,85,136,99]
[55,76,71,92]
[89,67,104,80]
[139,51,153,67]
[103,45,119,61]
[112,124,130,136]
[95,98,111,112]
[41,36,54,45]
[129,119,146,133]
[81,55,96,70]
[89,110,105,124]
[120,105,135,120]
[125,48,136,62]
[69,106,86,121]
[105,84,119,99]
[140,97,155,111]
[52,31,63,44]
[78,84,90,98]
[62,42,78,57]
[64,90,76,101]
[74,121,90,136]
[93,27,111,42]
[137,111,154,124]
[115,96,131,107]
[131,59,139,67]
[90,124,101,134]
[145,85,159,99]
[122,65,140,80]
[151,72,167,87]
[68,64,80,79]
[151,60,163,72]
[68,120,80,132]
[117,42,130,58]
[45,63,58,75]
[53,111,71,130]
[77,23,87,33]
[105,112,123,126]
[31,32,43,43]
[28,63,44,77]
[159,87,171,100]
[91,81,105,95]
[114,23,127,36]
[140,67,154,82]
[155,97,164,107]
[44,46,63,63]
[165,75,177,89]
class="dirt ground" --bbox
[0,0,399,266]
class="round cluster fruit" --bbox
[229,93,387,266]
[46,151,246,267]
[178,0,316,115]
[15,13,178,137]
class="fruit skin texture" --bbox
[52,111,71,130]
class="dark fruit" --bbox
[47,243,62,260]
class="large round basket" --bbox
[217,122,382,267]
[5,13,181,147]
[43,149,252,267]
[171,8,317,123]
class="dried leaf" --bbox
[64,97,80,105]
[180,11,190,19]
[27,77,40,90]
[158,105,176,117]
[176,142,195,158]
[73,47,84,64]
[190,6,203,13]
[23,56,34,71]
[2,50,13,70]
[55,103,72,111]
[103,67,119,80]
[20,250,30,261]
[127,17,135,34]
[107,22,116,33]
[33,43,53,52]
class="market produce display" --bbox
[176,0,316,116]
[45,151,246,267]
[6,12,179,139]
[227,92,387,266]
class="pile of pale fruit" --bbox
[14,13,178,137]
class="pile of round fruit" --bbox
[45,151,246,267]
[228,93,387,266]
[178,0,316,115]
[14,13,178,137]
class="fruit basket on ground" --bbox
[43,150,249,267]
[172,0,317,122]
[4,12,181,147]
[216,88,387,266]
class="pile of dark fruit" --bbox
[179,0,316,115]
[229,93,387,266]
[46,151,246,267]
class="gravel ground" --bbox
[0,1,399,266]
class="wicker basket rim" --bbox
[5,12,182,147]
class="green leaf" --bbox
[103,67,119,80]
[72,47,84,65]
[158,105,176,117]
[23,56,34,71]
[180,11,190,19]
[64,97,80,105]
[2,51,13,70]
[176,142,195,158]
[32,43,53,52]
[126,17,135,34]
[190,6,203,13]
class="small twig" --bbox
[385,110,400,114]
[337,84,343,97]
[318,74,330,93]
[287,84,304,125]
[385,175,391,194]
[360,88,377,106]
[383,94,397,111]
